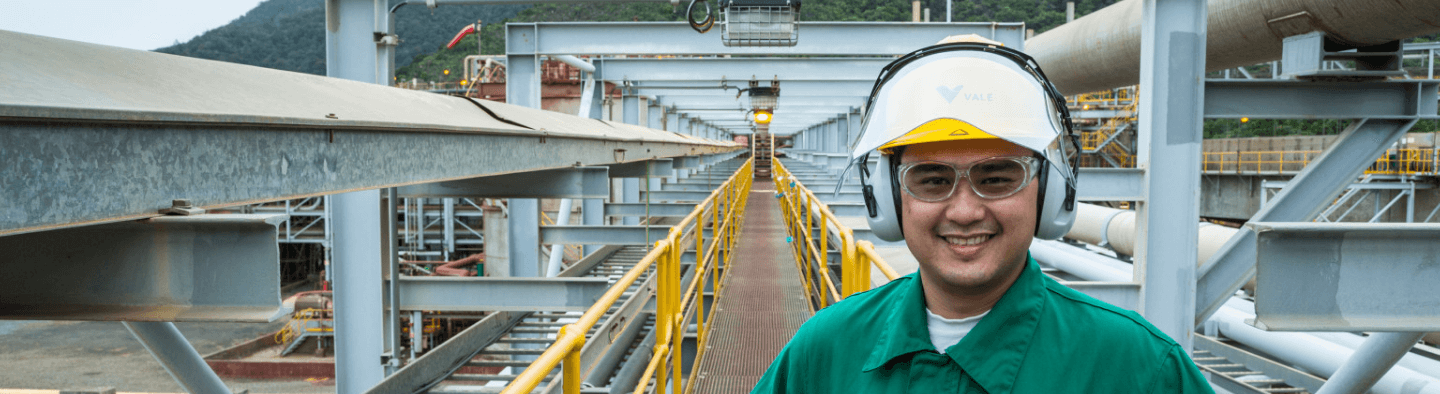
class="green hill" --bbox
[156,0,527,75]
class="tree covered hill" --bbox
[156,0,526,75]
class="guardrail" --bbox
[773,159,899,310]
[500,159,753,394]
[1202,148,1439,175]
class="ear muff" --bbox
[1034,158,1078,240]
[863,154,906,242]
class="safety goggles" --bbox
[897,156,1039,202]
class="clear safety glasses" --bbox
[898,156,1040,202]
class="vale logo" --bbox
[936,84,995,103]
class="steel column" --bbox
[123,322,232,394]
[327,0,388,391]
[583,198,604,255]
[1134,0,1205,350]
[505,24,541,109]
[508,198,541,277]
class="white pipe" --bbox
[553,55,595,73]
[1027,0,1440,95]
[545,198,574,277]
[1048,205,1440,392]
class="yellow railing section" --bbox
[501,159,753,394]
[1079,102,1137,168]
[275,308,331,344]
[1071,87,1136,107]
[773,159,900,310]
[1202,148,1440,175]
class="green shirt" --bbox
[753,255,1214,393]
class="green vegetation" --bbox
[157,0,526,75]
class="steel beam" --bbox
[606,159,675,177]
[366,311,526,394]
[396,276,610,311]
[398,167,609,199]
[601,57,888,82]
[1196,118,1418,326]
[1205,80,1440,119]
[540,225,672,245]
[0,214,287,321]
[1059,282,1141,312]
[1077,168,1145,201]
[1316,332,1429,394]
[506,22,1025,56]
[0,31,736,238]
[605,203,699,217]
[1247,222,1440,331]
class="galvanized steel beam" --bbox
[540,225,672,245]
[1196,118,1418,326]
[605,203,699,217]
[1204,80,1440,119]
[0,31,738,238]
[1247,222,1440,331]
[398,167,609,199]
[606,159,674,177]
[600,57,888,82]
[1076,168,1145,201]
[506,22,1025,56]
[396,276,610,312]
[0,214,287,322]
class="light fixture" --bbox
[1241,117,1250,123]
[718,0,799,47]
[754,110,773,124]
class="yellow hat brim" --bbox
[877,118,1000,153]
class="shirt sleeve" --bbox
[1152,344,1217,394]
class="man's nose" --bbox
[942,180,987,225]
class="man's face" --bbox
[898,139,1038,295]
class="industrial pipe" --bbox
[1026,0,1440,95]
[1051,203,1440,392]
[553,55,596,74]
[545,198,575,277]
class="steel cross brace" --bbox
[1194,118,1419,326]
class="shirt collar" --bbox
[862,254,1048,394]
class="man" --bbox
[752,37,1214,393]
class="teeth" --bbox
[945,235,990,246]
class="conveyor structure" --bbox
[4,0,1440,393]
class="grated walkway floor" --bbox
[692,185,813,394]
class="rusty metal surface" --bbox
[1027,0,1440,95]
[693,191,812,393]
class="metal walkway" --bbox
[691,180,814,393]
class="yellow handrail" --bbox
[773,159,900,309]
[500,158,753,394]
[1200,148,1439,175]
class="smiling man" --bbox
[752,38,1214,393]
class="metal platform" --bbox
[691,183,814,393]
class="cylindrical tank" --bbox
[1027,0,1440,95]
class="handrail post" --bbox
[819,216,829,307]
[850,228,869,293]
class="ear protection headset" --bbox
[857,42,1080,242]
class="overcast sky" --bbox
[0,1,266,50]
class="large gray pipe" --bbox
[1026,0,1440,95]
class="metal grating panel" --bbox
[693,191,813,393]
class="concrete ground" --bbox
[0,319,334,394]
